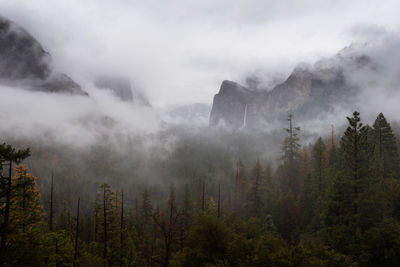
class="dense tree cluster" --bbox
[1,111,400,266]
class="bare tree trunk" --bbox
[135,197,138,216]
[50,173,54,231]
[74,198,80,265]
[201,181,205,212]
[120,190,124,267]
[164,196,174,267]
[94,209,98,243]
[218,183,221,218]
[103,187,108,260]
[22,180,27,232]
[0,161,12,256]
[55,237,59,267]
[353,124,359,216]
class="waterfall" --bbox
[242,104,248,128]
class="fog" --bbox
[1,0,399,106]
[1,1,400,207]
[0,84,160,146]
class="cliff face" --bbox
[95,76,134,102]
[0,15,87,95]
[94,76,150,105]
[209,53,361,128]
[210,81,253,128]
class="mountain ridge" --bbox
[0,15,87,95]
[209,48,366,128]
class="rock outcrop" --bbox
[94,76,150,105]
[209,51,364,128]
[95,76,134,102]
[209,81,269,128]
[0,15,87,95]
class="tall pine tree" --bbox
[372,113,400,179]
[324,111,377,258]
[280,114,301,196]
[246,160,264,218]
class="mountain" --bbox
[209,48,369,129]
[94,76,150,105]
[0,15,87,95]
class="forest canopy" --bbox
[1,111,400,266]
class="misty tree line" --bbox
[1,111,400,266]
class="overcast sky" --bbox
[0,0,399,106]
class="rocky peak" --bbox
[0,15,87,95]
[95,76,134,102]
[209,80,259,128]
[209,50,363,129]
[94,76,151,106]
[219,80,249,96]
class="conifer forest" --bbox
[2,112,400,266]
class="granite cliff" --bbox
[209,49,369,128]
[0,15,87,95]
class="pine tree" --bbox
[57,201,72,235]
[49,173,54,231]
[0,143,30,257]
[282,114,301,164]
[74,198,80,263]
[10,165,44,232]
[4,164,45,265]
[246,160,264,218]
[120,190,124,267]
[312,137,327,197]
[153,185,180,267]
[341,111,371,217]
[274,115,303,241]
[40,230,74,266]
[139,189,154,266]
[263,162,275,215]
[372,113,400,178]
[178,184,192,250]
[280,114,301,196]
[93,183,115,261]
[326,124,338,159]
[201,180,206,212]
[234,160,247,215]
[299,146,312,197]
[324,111,376,256]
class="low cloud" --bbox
[0,85,160,147]
[1,0,399,106]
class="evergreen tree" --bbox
[49,173,54,232]
[40,231,74,266]
[246,160,264,218]
[57,201,73,236]
[138,189,154,266]
[177,184,192,251]
[372,112,400,178]
[93,183,116,263]
[2,165,45,265]
[312,137,327,197]
[153,185,180,267]
[0,143,30,258]
[10,165,44,232]
[275,115,303,241]
[299,146,312,203]
[324,111,378,258]
[326,125,338,168]
[262,162,275,215]
[280,114,301,196]
[300,138,329,232]
[234,160,247,215]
